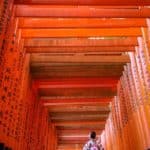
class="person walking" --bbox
[83,131,103,150]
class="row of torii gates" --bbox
[0,0,150,150]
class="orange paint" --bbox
[21,28,142,38]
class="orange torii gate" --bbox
[0,0,150,150]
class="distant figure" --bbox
[83,131,103,150]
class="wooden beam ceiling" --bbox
[25,37,137,53]
[57,129,103,145]
[31,63,125,78]
[24,37,138,47]
[58,129,102,136]
[35,77,118,88]
[58,139,90,144]
[57,144,84,150]
[55,119,105,124]
[48,105,110,113]
[58,137,94,143]
[15,5,150,18]
[21,28,142,38]
[51,114,108,122]
[26,46,135,53]
[19,18,147,28]
[54,121,106,129]
[51,111,110,116]
[42,98,112,106]
[36,78,112,145]
[15,1,148,148]
[39,87,116,98]
[14,0,150,5]
[31,54,130,63]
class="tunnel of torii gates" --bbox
[1,1,150,150]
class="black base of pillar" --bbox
[0,143,4,150]
[5,147,11,150]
